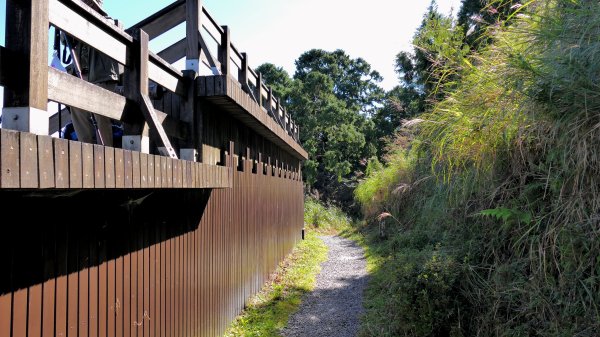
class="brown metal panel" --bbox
[123,150,133,188]
[55,222,68,337]
[12,289,26,337]
[67,227,80,336]
[93,144,105,188]
[0,293,10,337]
[105,147,116,188]
[116,256,124,337]
[99,240,108,337]
[19,132,38,188]
[81,142,94,188]
[89,225,99,337]
[140,153,148,188]
[115,148,125,189]
[160,227,166,337]
[108,258,116,337]
[131,151,140,188]
[136,226,144,337]
[123,253,131,337]
[149,241,156,337]
[165,238,171,337]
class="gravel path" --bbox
[281,235,368,337]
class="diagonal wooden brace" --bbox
[128,28,178,159]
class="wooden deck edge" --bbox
[196,75,309,161]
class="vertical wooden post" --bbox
[183,0,201,161]
[2,0,49,134]
[181,70,198,161]
[219,26,231,76]
[185,0,201,73]
[255,73,263,108]
[123,28,150,154]
[267,87,273,117]
[239,52,249,87]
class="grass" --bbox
[224,198,352,337]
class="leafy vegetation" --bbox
[353,0,600,336]
[224,199,352,336]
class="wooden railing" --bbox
[129,0,301,141]
[0,0,301,163]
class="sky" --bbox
[0,0,462,101]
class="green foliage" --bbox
[354,0,600,336]
[224,230,328,337]
[304,197,352,233]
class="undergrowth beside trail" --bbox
[353,1,600,336]
[224,198,351,337]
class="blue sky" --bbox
[0,0,461,91]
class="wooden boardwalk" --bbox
[0,0,307,336]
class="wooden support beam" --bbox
[48,67,188,139]
[48,66,127,120]
[185,0,201,72]
[198,32,220,75]
[128,0,186,40]
[158,38,186,64]
[137,30,178,158]
[2,0,49,135]
[219,26,231,76]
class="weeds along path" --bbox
[281,236,368,337]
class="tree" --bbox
[294,49,385,115]
[255,63,293,101]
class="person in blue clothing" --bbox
[66,0,123,147]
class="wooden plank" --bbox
[0,129,20,188]
[94,144,105,188]
[140,153,149,188]
[19,132,38,188]
[147,153,155,188]
[148,62,186,97]
[37,135,55,188]
[158,38,186,64]
[128,0,186,40]
[48,67,127,120]
[49,0,127,65]
[4,0,49,111]
[69,140,83,188]
[124,150,133,188]
[115,148,125,188]
[205,76,214,96]
[215,75,223,96]
[132,151,141,188]
[105,147,116,188]
[82,143,95,188]
[166,158,173,188]
[154,155,162,188]
[54,138,69,188]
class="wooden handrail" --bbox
[128,0,186,40]
[1,0,302,159]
